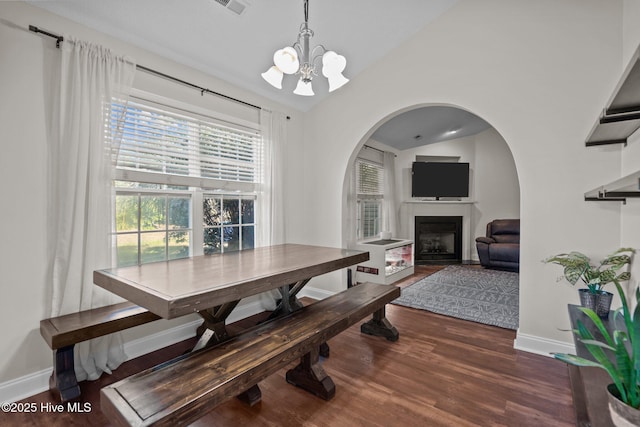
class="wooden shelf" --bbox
[585,45,640,146]
[584,170,640,202]
[585,44,640,203]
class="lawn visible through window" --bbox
[115,192,191,267]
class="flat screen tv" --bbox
[411,162,469,199]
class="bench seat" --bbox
[101,282,400,427]
[40,302,161,401]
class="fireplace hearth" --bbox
[414,216,462,264]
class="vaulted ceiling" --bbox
[25,0,493,149]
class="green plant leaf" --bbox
[577,307,615,347]
[574,320,627,400]
[615,272,631,282]
[553,353,603,367]
[579,339,614,351]
[614,281,634,345]
[563,266,584,285]
[602,254,631,266]
[631,295,640,407]
[613,331,633,401]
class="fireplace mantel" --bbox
[404,200,476,204]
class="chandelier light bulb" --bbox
[321,51,347,76]
[273,47,299,75]
[322,51,349,92]
[293,79,314,96]
[326,73,349,92]
[261,66,284,89]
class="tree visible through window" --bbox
[203,195,255,255]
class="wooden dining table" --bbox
[93,243,370,350]
[94,244,406,425]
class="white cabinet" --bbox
[354,239,414,285]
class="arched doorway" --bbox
[341,104,520,289]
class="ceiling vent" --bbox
[214,0,247,15]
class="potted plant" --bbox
[544,248,635,318]
[554,281,640,426]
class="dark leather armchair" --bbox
[475,219,520,271]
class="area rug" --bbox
[392,265,519,330]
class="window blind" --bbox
[356,158,384,198]
[108,99,262,191]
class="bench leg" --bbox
[361,306,399,342]
[286,346,336,400]
[319,342,330,358]
[50,345,80,402]
[236,384,262,406]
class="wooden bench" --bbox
[40,302,161,402]
[101,282,400,427]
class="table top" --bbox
[94,244,369,319]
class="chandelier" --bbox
[261,0,349,96]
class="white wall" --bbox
[621,0,640,296]
[473,128,520,243]
[0,1,303,392]
[294,0,627,355]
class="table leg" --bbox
[286,345,336,400]
[193,301,239,351]
[361,305,399,341]
[268,279,309,318]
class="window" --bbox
[114,185,191,267]
[203,195,255,254]
[108,94,261,267]
[355,158,384,240]
[360,200,381,239]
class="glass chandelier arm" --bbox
[310,44,328,67]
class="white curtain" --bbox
[48,37,136,380]
[343,165,358,248]
[382,151,398,237]
[257,109,287,309]
[257,109,286,247]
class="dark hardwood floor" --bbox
[2,266,576,426]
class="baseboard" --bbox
[0,368,52,404]
[0,299,264,404]
[299,286,337,300]
[514,330,575,357]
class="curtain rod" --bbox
[28,25,262,111]
[363,144,383,153]
[363,144,397,157]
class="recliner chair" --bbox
[475,219,520,271]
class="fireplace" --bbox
[414,216,462,264]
